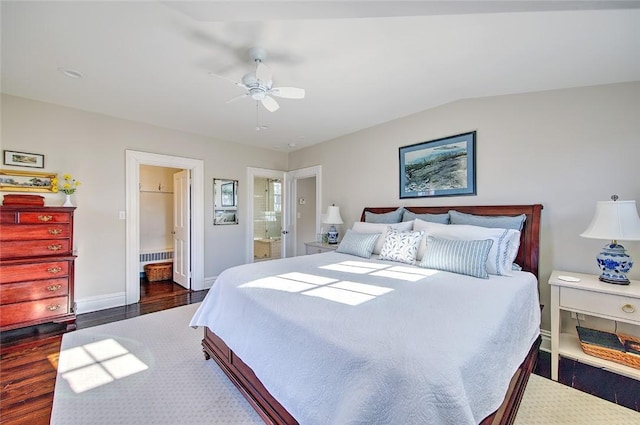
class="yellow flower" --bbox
[52,186,59,193]
[57,173,81,195]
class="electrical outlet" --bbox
[577,313,586,321]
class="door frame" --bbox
[246,167,286,263]
[125,150,205,305]
[287,165,323,255]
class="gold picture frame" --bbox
[0,169,57,192]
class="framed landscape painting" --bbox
[0,169,57,192]
[3,150,44,168]
[399,131,476,199]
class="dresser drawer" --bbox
[0,296,70,328]
[0,278,69,304]
[16,212,71,224]
[0,260,70,283]
[0,239,71,259]
[561,287,640,324]
[0,223,71,241]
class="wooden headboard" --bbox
[361,205,543,279]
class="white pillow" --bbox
[352,221,414,254]
[415,219,521,276]
[379,228,424,265]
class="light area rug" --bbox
[51,304,640,425]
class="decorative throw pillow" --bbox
[402,210,450,224]
[379,228,424,265]
[336,230,381,258]
[364,207,404,224]
[419,236,493,279]
[352,221,414,254]
[417,221,521,276]
[448,210,526,231]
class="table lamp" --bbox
[580,195,640,285]
[323,205,343,244]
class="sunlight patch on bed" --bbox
[303,286,376,306]
[320,261,396,274]
[330,280,393,296]
[240,276,320,292]
[371,269,431,281]
[57,338,148,394]
[278,272,336,285]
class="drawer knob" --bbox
[38,215,53,222]
[48,244,63,251]
[47,284,62,291]
[47,304,61,311]
[621,304,636,314]
[48,228,63,235]
[47,266,62,274]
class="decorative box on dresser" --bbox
[0,205,77,331]
[549,270,640,382]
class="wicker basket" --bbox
[577,326,640,370]
[144,263,173,282]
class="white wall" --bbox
[139,165,180,253]
[1,94,288,308]
[288,82,640,332]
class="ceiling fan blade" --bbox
[226,93,249,104]
[271,87,305,99]
[208,72,246,88]
[261,96,280,112]
[255,62,272,83]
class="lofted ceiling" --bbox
[2,1,639,151]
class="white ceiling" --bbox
[2,1,639,151]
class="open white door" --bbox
[173,170,190,289]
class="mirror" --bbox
[213,178,238,225]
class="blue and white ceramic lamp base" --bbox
[596,242,633,285]
[327,225,339,244]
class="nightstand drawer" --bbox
[561,287,640,324]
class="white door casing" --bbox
[125,150,204,305]
[246,166,322,262]
[173,170,190,289]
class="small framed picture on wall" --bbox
[3,150,45,169]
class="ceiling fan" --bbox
[210,47,305,113]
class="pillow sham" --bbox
[364,207,404,224]
[336,230,381,258]
[419,236,493,279]
[415,219,521,276]
[402,210,450,224]
[352,221,414,254]
[448,210,526,231]
[379,228,424,265]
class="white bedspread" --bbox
[190,252,540,425]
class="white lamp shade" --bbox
[323,205,344,225]
[580,200,640,241]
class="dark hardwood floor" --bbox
[2,281,639,424]
[0,279,207,425]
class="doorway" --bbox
[138,165,189,301]
[246,166,322,262]
[125,150,205,305]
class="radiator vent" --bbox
[140,250,173,263]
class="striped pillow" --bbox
[419,236,493,279]
[336,230,381,258]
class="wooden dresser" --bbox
[0,206,77,331]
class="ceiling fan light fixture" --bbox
[242,73,258,86]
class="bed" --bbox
[191,204,543,425]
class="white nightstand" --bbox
[304,241,339,254]
[549,270,640,381]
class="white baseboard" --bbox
[75,292,126,314]
[204,275,217,289]
[540,329,551,353]
[76,276,217,314]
